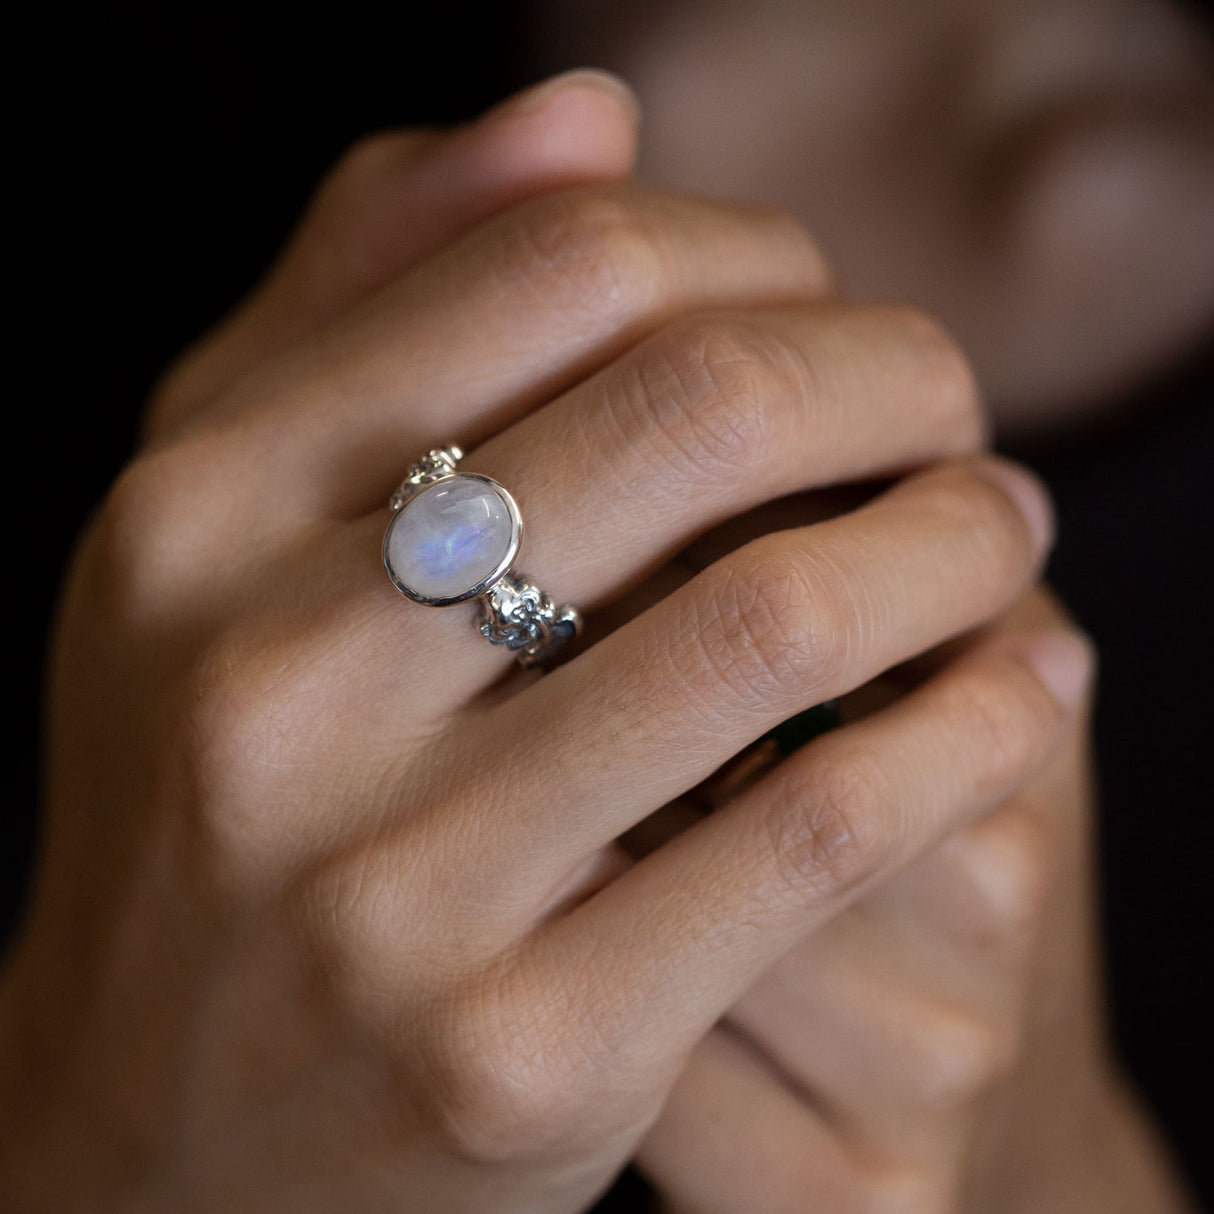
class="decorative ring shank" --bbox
[389,445,465,511]
[383,445,581,666]
[477,573,582,668]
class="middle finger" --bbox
[193,184,833,518]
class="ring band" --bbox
[687,701,842,811]
[382,446,582,667]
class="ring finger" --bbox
[346,299,988,705]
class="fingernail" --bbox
[491,69,640,124]
[1019,629,1096,708]
[977,458,1055,557]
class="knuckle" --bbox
[621,315,798,484]
[170,622,348,867]
[424,973,594,1165]
[184,630,298,777]
[848,1164,956,1214]
[988,812,1053,930]
[491,188,662,316]
[900,1000,1019,1111]
[951,809,1054,949]
[175,634,296,811]
[87,431,263,620]
[686,547,835,707]
[762,747,898,901]
[324,129,417,196]
[292,838,452,1036]
[85,447,204,620]
[432,1053,563,1165]
[94,451,173,562]
[296,841,403,967]
[308,130,435,283]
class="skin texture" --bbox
[0,72,1191,1213]
[629,590,1189,1214]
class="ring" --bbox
[687,701,842,811]
[382,446,582,667]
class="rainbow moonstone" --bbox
[384,475,518,604]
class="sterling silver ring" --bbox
[382,446,581,667]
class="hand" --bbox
[2,73,1072,1214]
[636,587,1194,1213]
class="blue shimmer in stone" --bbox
[386,476,515,601]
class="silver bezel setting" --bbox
[382,473,523,607]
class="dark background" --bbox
[8,1,1212,1206]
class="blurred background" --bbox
[8,0,1213,1203]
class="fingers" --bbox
[722,802,1051,1153]
[650,595,1095,1182]
[337,301,986,701]
[638,961,1009,1211]
[456,457,1052,879]
[125,185,834,657]
[194,183,832,520]
[467,302,987,599]
[519,622,1092,1082]
[634,1027,856,1214]
[148,69,641,434]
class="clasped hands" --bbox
[0,72,1187,1214]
